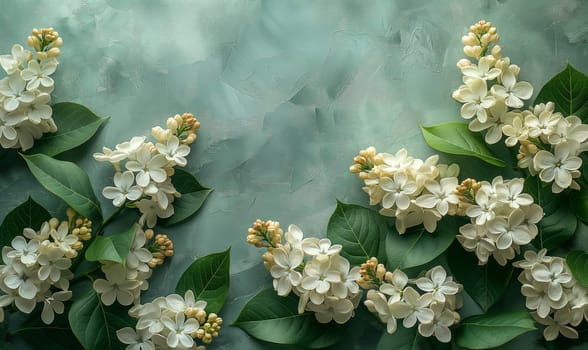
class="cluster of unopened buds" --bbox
[0,210,92,324]
[94,113,200,228]
[362,258,463,343]
[350,147,461,234]
[454,20,588,193]
[93,226,173,306]
[455,176,543,265]
[147,231,174,268]
[0,27,63,150]
[247,220,362,324]
[117,289,222,350]
[514,249,588,341]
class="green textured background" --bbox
[1,1,588,349]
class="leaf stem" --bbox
[97,205,125,235]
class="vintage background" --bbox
[1,0,588,349]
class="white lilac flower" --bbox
[457,223,496,263]
[534,143,582,193]
[0,44,29,75]
[301,260,332,305]
[135,302,164,334]
[48,221,79,258]
[460,56,501,81]
[417,302,456,343]
[115,136,146,159]
[0,76,34,113]
[496,178,533,208]
[452,78,496,122]
[531,258,572,301]
[389,287,434,328]
[6,236,40,266]
[521,283,567,318]
[324,255,360,299]
[415,178,459,216]
[126,227,153,273]
[155,136,190,167]
[4,262,40,300]
[284,224,304,249]
[364,290,400,334]
[40,290,71,324]
[502,116,528,147]
[125,145,169,186]
[103,171,143,207]
[379,172,418,211]
[468,100,509,144]
[0,115,18,148]
[93,263,142,306]
[490,68,533,108]
[270,247,303,296]
[137,198,174,228]
[415,266,461,303]
[161,312,199,348]
[548,116,588,145]
[93,146,127,163]
[465,190,496,225]
[0,286,36,313]
[116,327,155,350]
[25,92,52,124]
[379,269,408,301]
[307,296,355,324]
[524,103,562,138]
[380,148,413,173]
[486,209,534,250]
[532,310,578,341]
[513,249,551,270]
[37,248,71,282]
[301,238,342,263]
[165,290,207,314]
[20,60,57,90]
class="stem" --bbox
[96,205,125,235]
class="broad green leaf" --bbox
[385,217,456,269]
[535,63,588,120]
[523,176,560,216]
[233,288,344,348]
[162,168,212,226]
[69,284,134,350]
[175,248,230,314]
[420,122,506,167]
[85,224,137,264]
[326,201,387,266]
[570,187,588,224]
[26,102,109,157]
[454,311,536,349]
[447,242,513,312]
[11,311,83,350]
[566,251,588,288]
[377,324,449,350]
[0,197,50,253]
[21,153,102,220]
[534,203,577,250]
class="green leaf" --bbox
[26,102,109,157]
[377,324,449,350]
[85,224,137,264]
[566,250,588,288]
[523,176,560,216]
[0,197,51,254]
[535,63,588,120]
[454,311,536,349]
[175,248,230,314]
[11,311,83,350]
[535,203,577,250]
[161,168,212,226]
[326,201,388,265]
[69,284,134,350]
[570,186,588,224]
[385,217,456,269]
[233,288,344,348]
[420,122,506,167]
[21,153,102,220]
[447,242,513,312]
